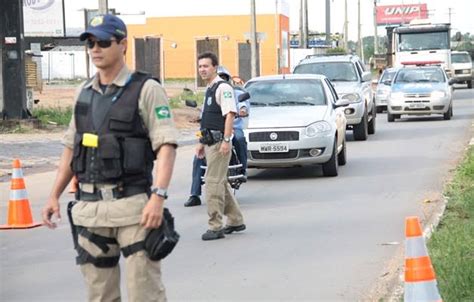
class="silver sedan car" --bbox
[243,74,350,176]
[375,68,397,113]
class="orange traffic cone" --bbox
[0,159,42,230]
[68,175,78,194]
[404,216,442,301]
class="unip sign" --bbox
[23,0,55,10]
[376,4,428,25]
[23,0,64,37]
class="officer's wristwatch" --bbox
[151,187,168,200]
[223,136,231,143]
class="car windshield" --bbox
[245,79,327,107]
[398,31,449,51]
[451,53,472,64]
[380,70,396,83]
[294,62,359,82]
[394,68,445,83]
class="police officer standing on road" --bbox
[184,65,249,207]
[41,14,178,302]
[196,52,246,240]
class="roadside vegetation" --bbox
[168,89,205,108]
[32,106,73,127]
[428,146,474,301]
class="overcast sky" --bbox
[63,0,473,40]
[301,0,474,39]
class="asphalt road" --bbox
[0,87,473,301]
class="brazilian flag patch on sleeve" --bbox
[155,106,171,119]
[223,91,233,99]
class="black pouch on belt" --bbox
[199,129,215,145]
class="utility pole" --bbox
[357,0,363,58]
[303,0,308,48]
[299,0,308,48]
[84,9,91,79]
[373,0,378,54]
[325,0,331,45]
[250,0,258,78]
[299,0,304,48]
[344,0,348,51]
[448,7,452,24]
[0,0,27,119]
[98,0,108,14]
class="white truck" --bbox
[390,20,452,75]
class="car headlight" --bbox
[376,89,389,97]
[341,93,361,103]
[304,121,332,137]
[431,90,446,98]
[390,92,404,99]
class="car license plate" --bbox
[259,143,289,153]
[409,103,426,109]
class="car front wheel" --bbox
[353,109,368,141]
[337,138,347,166]
[322,140,338,177]
[387,112,395,122]
[368,105,376,135]
[443,104,453,120]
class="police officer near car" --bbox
[196,52,246,240]
[41,14,178,301]
[184,65,249,207]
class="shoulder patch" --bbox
[223,91,233,99]
[155,106,171,119]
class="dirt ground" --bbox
[33,83,200,130]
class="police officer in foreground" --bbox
[196,52,246,240]
[184,66,249,207]
[41,14,178,301]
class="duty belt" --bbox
[75,185,149,201]
[199,129,224,146]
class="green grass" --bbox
[168,90,205,109]
[0,124,30,134]
[427,147,474,301]
[32,106,73,126]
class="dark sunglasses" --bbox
[86,39,119,49]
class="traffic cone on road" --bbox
[0,159,42,230]
[404,216,442,302]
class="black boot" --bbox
[184,195,201,207]
[201,229,225,241]
[223,224,246,234]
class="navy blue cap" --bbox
[80,14,127,41]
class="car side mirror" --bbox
[185,99,197,108]
[238,92,250,102]
[362,71,372,82]
[334,99,351,108]
[448,78,455,85]
[383,80,392,86]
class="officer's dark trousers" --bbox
[190,156,205,196]
[232,128,248,171]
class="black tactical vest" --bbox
[200,81,229,132]
[71,72,155,187]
